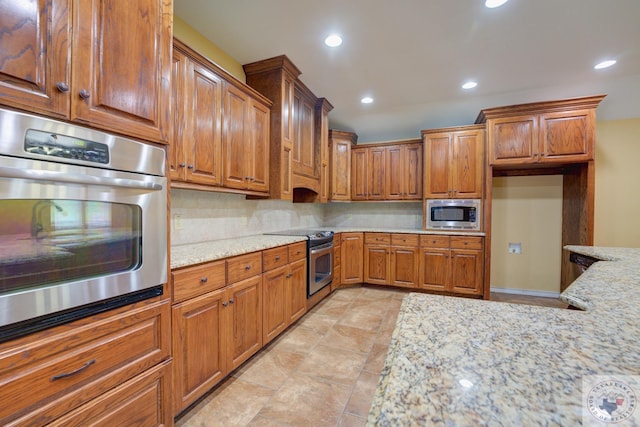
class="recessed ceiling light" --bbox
[361,96,374,104]
[594,59,616,70]
[485,0,509,8]
[462,81,478,90]
[324,34,343,47]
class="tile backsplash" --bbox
[171,189,424,246]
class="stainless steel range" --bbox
[265,230,334,297]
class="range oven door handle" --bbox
[0,165,163,191]
[309,242,334,254]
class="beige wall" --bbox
[173,16,246,82]
[594,118,640,247]
[490,175,564,294]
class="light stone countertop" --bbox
[170,227,484,269]
[367,246,640,426]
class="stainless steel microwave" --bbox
[425,199,482,231]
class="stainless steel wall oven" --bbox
[0,108,167,342]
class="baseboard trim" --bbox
[491,287,561,299]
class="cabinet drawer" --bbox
[263,246,289,271]
[450,236,484,250]
[391,234,419,247]
[420,235,451,248]
[365,233,391,245]
[172,260,226,303]
[288,242,307,262]
[227,252,262,283]
[0,298,170,426]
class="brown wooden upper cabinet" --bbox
[476,95,606,167]
[329,130,357,201]
[171,40,271,195]
[422,125,484,199]
[0,0,172,143]
[244,56,333,201]
[351,141,422,201]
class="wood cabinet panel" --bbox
[329,131,355,201]
[263,266,288,344]
[227,275,263,371]
[169,48,188,181]
[0,298,170,426]
[419,248,449,292]
[223,83,251,189]
[288,242,307,261]
[488,115,538,165]
[541,109,594,162]
[365,233,391,245]
[172,259,226,303]
[364,245,390,285]
[367,147,386,200]
[49,360,172,427]
[404,143,423,200]
[450,250,484,295]
[351,149,368,200]
[263,246,289,272]
[227,252,262,283]
[71,0,171,142]
[0,0,70,117]
[172,289,226,413]
[341,233,364,284]
[287,257,307,324]
[250,99,271,192]
[391,246,419,288]
[385,145,404,200]
[423,126,483,199]
[0,0,171,142]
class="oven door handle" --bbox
[309,242,333,254]
[0,166,163,191]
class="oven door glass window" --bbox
[0,199,142,293]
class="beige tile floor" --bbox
[175,287,567,427]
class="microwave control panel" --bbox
[24,129,109,164]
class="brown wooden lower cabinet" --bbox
[419,235,484,295]
[341,232,364,284]
[364,233,420,288]
[0,297,171,426]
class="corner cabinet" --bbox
[422,125,484,199]
[0,0,172,143]
[171,40,271,196]
[476,95,606,167]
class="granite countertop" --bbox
[367,246,640,426]
[171,227,484,269]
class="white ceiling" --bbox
[174,0,640,142]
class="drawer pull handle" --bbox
[201,277,208,283]
[245,265,251,270]
[275,256,281,261]
[51,359,96,381]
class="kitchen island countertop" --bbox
[367,246,640,426]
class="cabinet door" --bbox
[419,248,449,292]
[488,115,538,165]
[0,0,70,117]
[450,249,483,295]
[330,138,352,200]
[540,109,594,163]
[341,233,364,284]
[364,245,390,285]
[424,133,452,198]
[404,144,423,200]
[71,0,171,143]
[187,61,223,186]
[262,266,288,345]
[452,130,483,198]
[172,288,226,413]
[227,275,263,371]
[287,258,307,324]
[367,147,386,200]
[223,84,249,189]
[391,246,419,288]
[385,145,404,200]
[248,99,270,192]
[169,49,188,181]
[351,149,368,200]
[293,92,316,178]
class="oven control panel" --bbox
[24,129,110,164]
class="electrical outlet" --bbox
[174,214,183,230]
[508,242,522,254]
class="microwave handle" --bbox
[0,166,163,191]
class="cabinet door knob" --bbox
[229,298,235,304]
[222,301,228,307]
[56,82,70,92]
[187,164,194,170]
[179,163,186,168]
[200,277,208,283]
[79,89,91,99]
